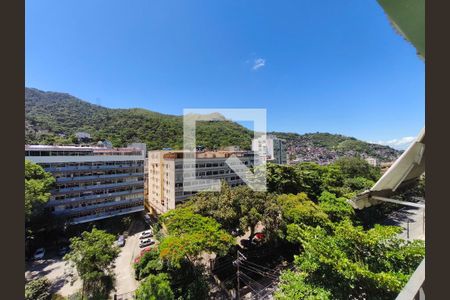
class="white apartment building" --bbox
[252,134,287,165]
[25,144,146,224]
[146,150,254,214]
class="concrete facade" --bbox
[147,150,254,214]
[252,134,287,165]
[25,144,146,224]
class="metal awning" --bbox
[350,128,425,209]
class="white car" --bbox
[116,235,126,247]
[139,238,155,248]
[33,248,45,260]
[139,230,153,239]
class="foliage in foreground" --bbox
[64,228,119,299]
[25,277,52,300]
[25,160,54,222]
[134,250,209,300]
[275,271,331,300]
[135,273,174,300]
[276,220,425,300]
[159,208,234,267]
[190,182,283,241]
[264,158,379,202]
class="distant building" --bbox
[75,132,91,142]
[252,135,287,165]
[97,140,113,148]
[365,157,379,167]
[25,144,146,224]
[146,150,254,214]
[222,145,241,152]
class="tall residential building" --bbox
[25,144,146,225]
[252,135,287,165]
[147,150,254,214]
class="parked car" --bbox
[144,214,152,224]
[135,247,156,264]
[139,238,155,248]
[253,233,266,241]
[116,235,125,247]
[58,246,69,256]
[139,230,153,239]
[33,248,45,260]
[140,247,152,256]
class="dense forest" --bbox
[26,87,400,162]
[25,88,253,150]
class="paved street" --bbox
[25,257,82,297]
[112,219,147,298]
[383,204,425,241]
[25,218,151,299]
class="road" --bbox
[382,204,425,241]
[25,218,150,299]
[112,219,146,298]
[25,257,82,297]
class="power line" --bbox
[233,250,249,300]
[244,260,278,273]
[239,276,261,295]
[240,271,265,290]
[240,262,279,277]
[239,265,279,280]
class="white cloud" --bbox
[252,58,266,70]
[369,136,416,150]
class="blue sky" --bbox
[25,0,424,149]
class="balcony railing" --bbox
[56,172,144,183]
[55,197,144,215]
[70,205,144,224]
[396,259,425,300]
[47,189,144,206]
[52,180,144,195]
[45,164,143,173]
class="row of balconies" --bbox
[55,172,144,183]
[52,180,144,195]
[55,197,144,216]
[48,188,144,206]
[70,205,145,225]
[45,163,144,173]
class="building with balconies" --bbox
[147,149,255,215]
[25,144,146,224]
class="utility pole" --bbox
[423,210,425,234]
[237,251,240,300]
[407,220,410,240]
[233,250,247,300]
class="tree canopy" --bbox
[135,273,174,300]
[190,182,282,240]
[25,160,54,222]
[64,228,119,298]
[159,208,234,267]
[279,220,425,300]
[25,278,52,300]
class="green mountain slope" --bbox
[25,87,400,162]
[25,88,253,150]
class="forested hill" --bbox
[25,88,254,150]
[25,87,400,162]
